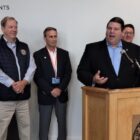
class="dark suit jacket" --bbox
[34,47,72,105]
[77,39,140,89]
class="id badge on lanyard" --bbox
[52,77,60,84]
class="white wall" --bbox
[1,0,140,139]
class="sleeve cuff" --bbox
[6,79,14,87]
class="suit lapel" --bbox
[43,48,55,76]
[101,40,117,76]
[56,48,62,76]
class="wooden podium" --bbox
[82,86,140,140]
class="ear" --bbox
[1,27,4,33]
[44,37,46,42]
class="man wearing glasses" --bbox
[122,24,135,43]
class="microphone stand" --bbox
[121,49,140,70]
[135,59,140,70]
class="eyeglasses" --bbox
[124,32,134,35]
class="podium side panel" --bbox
[83,91,107,140]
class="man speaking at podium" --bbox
[77,17,140,89]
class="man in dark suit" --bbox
[122,24,135,43]
[77,17,140,89]
[34,27,72,140]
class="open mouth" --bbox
[108,35,115,40]
[109,34,115,38]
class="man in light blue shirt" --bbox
[107,41,122,76]
[0,16,36,140]
[77,17,140,89]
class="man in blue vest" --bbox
[0,16,36,140]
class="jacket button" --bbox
[117,78,119,81]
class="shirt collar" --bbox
[3,36,16,49]
[7,42,16,50]
[5,39,16,50]
[107,41,123,48]
[46,46,57,54]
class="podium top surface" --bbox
[82,86,140,94]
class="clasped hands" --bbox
[51,88,62,98]
[12,80,28,94]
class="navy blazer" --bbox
[77,39,140,89]
[34,47,72,105]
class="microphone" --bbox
[120,49,140,70]
[120,49,134,64]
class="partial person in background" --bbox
[77,17,140,89]
[122,24,135,43]
[0,16,36,140]
[34,27,72,140]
